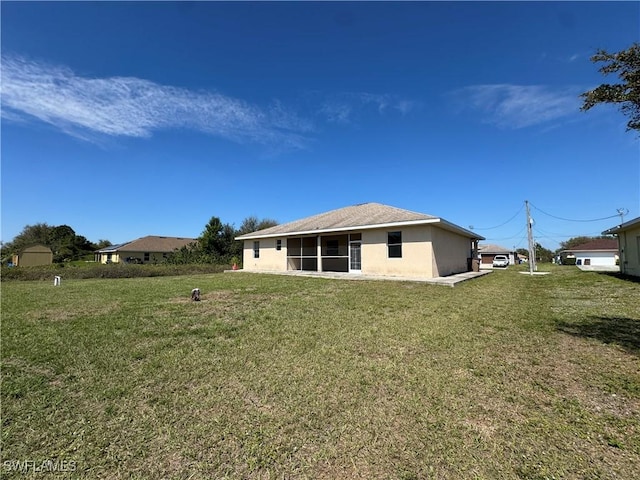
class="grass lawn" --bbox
[2,266,639,479]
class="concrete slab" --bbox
[577,265,620,272]
[226,269,492,287]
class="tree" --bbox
[3,223,52,255]
[198,216,236,262]
[580,43,640,131]
[1,223,108,263]
[236,216,279,236]
[95,239,113,250]
[535,243,554,263]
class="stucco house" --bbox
[560,238,619,267]
[11,244,53,267]
[478,244,516,268]
[235,203,484,279]
[603,217,640,277]
[95,236,196,264]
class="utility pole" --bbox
[525,200,537,274]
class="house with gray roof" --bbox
[477,244,516,268]
[95,236,196,264]
[235,203,484,279]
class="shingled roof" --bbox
[565,238,619,252]
[96,236,196,253]
[236,203,483,240]
[478,244,511,254]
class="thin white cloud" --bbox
[451,84,581,128]
[320,92,416,124]
[0,55,312,149]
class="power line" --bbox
[469,204,524,230]
[529,203,621,223]
[483,226,526,242]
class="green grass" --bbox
[2,266,639,478]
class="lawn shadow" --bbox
[556,315,640,356]
[601,272,640,284]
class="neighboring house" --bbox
[235,203,484,279]
[603,216,640,277]
[560,238,619,267]
[11,244,53,267]
[478,244,515,268]
[95,236,196,264]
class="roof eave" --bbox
[603,216,640,234]
[236,218,484,241]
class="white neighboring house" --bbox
[561,238,619,267]
[603,216,640,277]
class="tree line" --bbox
[164,216,277,265]
[0,224,108,264]
[1,216,277,266]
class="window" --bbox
[388,231,402,258]
[276,239,282,251]
[326,240,339,256]
[253,241,260,258]
[144,252,150,262]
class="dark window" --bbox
[253,241,260,258]
[144,252,150,262]
[388,231,402,258]
[326,240,339,256]
[276,239,282,251]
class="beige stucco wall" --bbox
[97,251,168,264]
[241,224,475,279]
[360,226,433,277]
[243,238,287,271]
[619,225,640,277]
[430,227,474,277]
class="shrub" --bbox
[1,263,229,281]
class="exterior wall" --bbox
[98,252,121,264]
[14,246,53,266]
[242,237,287,271]
[430,227,473,277]
[241,225,475,279]
[574,251,617,266]
[97,251,170,264]
[121,251,168,264]
[619,224,640,277]
[361,225,433,277]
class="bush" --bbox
[1,262,229,281]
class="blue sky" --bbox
[1,1,638,251]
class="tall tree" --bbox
[198,216,236,261]
[580,43,640,131]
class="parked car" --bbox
[493,255,509,268]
